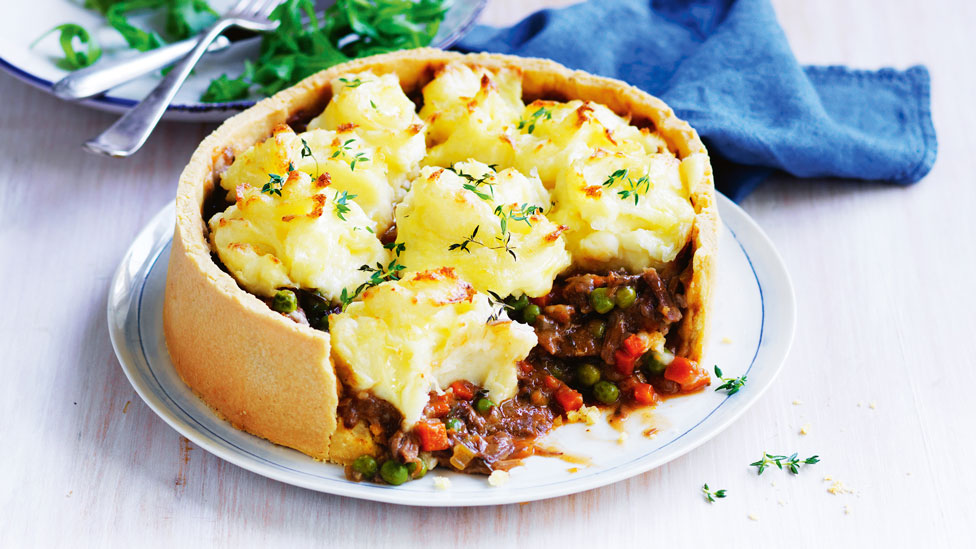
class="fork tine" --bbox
[254,0,283,19]
[228,0,261,18]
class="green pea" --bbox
[644,349,675,377]
[380,460,410,485]
[614,286,637,309]
[508,294,529,312]
[271,289,298,313]
[407,460,428,479]
[549,361,570,381]
[593,381,620,404]
[587,319,606,339]
[474,397,495,414]
[522,304,541,324]
[352,455,378,477]
[444,417,463,432]
[576,363,601,387]
[589,288,615,314]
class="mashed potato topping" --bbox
[208,61,700,424]
[308,71,427,185]
[329,268,537,427]
[395,161,571,298]
[420,63,525,169]
[209,169,388,299]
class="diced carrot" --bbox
[555,387,583,412]
[414,421,450,452]
[543,374,561,391]
[424,392,454,418]
[621,334,649,357]
[518,361,535,375]
[614,349,638,375]
[664,357,710,392]
[632,382,658,406]
[530,292,554,307]
[449,380,477,400]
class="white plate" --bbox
[0,0,486,122]
[107,193,795,506]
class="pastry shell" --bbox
[163,48,718,462]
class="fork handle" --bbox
[84,20,233,158]
[52,36,232,101]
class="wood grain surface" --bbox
[1,0,973,546]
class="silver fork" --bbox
[84,0,282,158]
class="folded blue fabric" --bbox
[454,0,937,201]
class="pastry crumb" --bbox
[844,504,852,515]
[823,475,833,481]
[777,499,786,506]
[567,405,601,426]
[799,423,811,435]
[827,480,852,495]
[122,400,130,414]
[857,402,863,408]
[567,467,579,473]
[433,476,451,490]
[488,470,510,487]
[617,432,629,445]
[747,513,760,521]
[792,399,803,405]
[721,336,733,344]
[770,481,777,487]
[869,401,877,410]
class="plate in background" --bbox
[0,0,486,121]
[107,193,795,506]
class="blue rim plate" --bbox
[0,0,486,122]
[107,193,795,506]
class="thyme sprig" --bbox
[300,137,319,174]
[505,203,542,227]
[333,190,357,221]
[602,168,652,205]
[338,76,369,88]
[338,241,405,310]
[702,484,727,503]
[518,106,552,134]
[448,225,517,260]
[262,173,285,196]
[714,366,747,395]
[449,163,497,201]
[617,175,651,205]
[485,290,516,323]
[750,452,820,475]
[330,138,370,171]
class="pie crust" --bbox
[163,48,719,463]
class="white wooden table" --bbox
[2,0,973,546]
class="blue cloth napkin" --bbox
[454,0,937,201]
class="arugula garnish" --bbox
[31,24,102,70]
[750,453,820,475]
[39,0,449,104]
[201,0,449,101]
